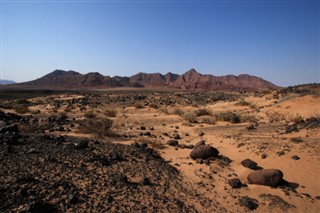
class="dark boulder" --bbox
[167,140,179,147]
[190,145,219,160]
[228,178,242,188]
[247,169,283,187]
[241,159,258,170]
[239,196,259,210]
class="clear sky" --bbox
[1,0,319,86]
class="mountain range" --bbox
[12,68,278,91]
[0,79,16,85]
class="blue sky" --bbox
[1,0,319,86]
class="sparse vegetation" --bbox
[202,116,217,125]
[134,103,144,109]
[195,108,212,116]
[84,110,96,119]
[149,103,159,109]
[214,111,241,123]
[182,111,197,123]
[14,105,30,114]
[235,98,251,106]
[82,117,113,137]
[16,99,30,105]
[173,108,184,116]
[104,109,117,117]
[266,111,304,123]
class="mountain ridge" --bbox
[15,68,279,91]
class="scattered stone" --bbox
[291,138,303,143]
[292,155,300,160]
[198,131,205,136]
[276,151,285,156]
[141,177,151,185]
[246,124,256,130]
[140,126,146,130]
[285,124,298,134]
[190,145,219,160]
[261,154,267,159]
[173,133,181,140]
[239,196,259,210]
[237,143,245,148]
[247,169,283,187]
[228,178,242,188]
[74,140,88,150]
[167,140,179,147]
[259,193,296,210]
[241,159,258,170]
[218,155,232,166]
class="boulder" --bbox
[241,159,258,170]
[228,178,242,188]
[247,169,283,187]
[167,140,178,147]
[239,196,259,210]
[190,145,219,160]
[193,140,205,149]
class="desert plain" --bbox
[0,84,319,212]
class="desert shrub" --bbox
[235,98,251,106]
[182,111,197,123]
[84,110,96,119]
[134,103,144,109]
[202,116,217,125]
[83,118,113,137]
[104,109,117,117]
[19,122,40,134]
[215,111,241,123]
[286,113,304,123]
[195,108,212,116]
[159,107,169,114]
[240,114,259,123]
[14,105,30,114]
[31,110,41,115]
[173,108,184,116]
[16,99,30,105]
[64,107,72,113]
[149,103,159,109]
[266,111,285,123]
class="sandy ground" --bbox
[1,90,319,212]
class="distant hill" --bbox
[0,79,16,85]
[13,68,278,91]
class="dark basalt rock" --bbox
[190,145,219,160]
[239,196,259,210]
